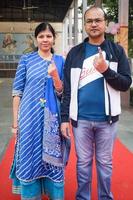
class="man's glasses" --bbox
[85,18,105,25]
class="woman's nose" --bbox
[43,36,48,41]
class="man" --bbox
[60,5,132,200]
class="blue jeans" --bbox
[73,120,118,200]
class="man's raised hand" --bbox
[93,47,108,73]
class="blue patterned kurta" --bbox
[11,51,65,183]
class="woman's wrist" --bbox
[55,88,63,96]
[12,125,18,129]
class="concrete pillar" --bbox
[118,0,129,55]
[95,0,102,7]
[118,0,130,107]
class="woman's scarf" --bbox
[42,63,64,167]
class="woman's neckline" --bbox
[38,50,53,61]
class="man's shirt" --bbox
[78,42,107,121]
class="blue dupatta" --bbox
[42,72,63,167]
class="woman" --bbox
[10,22,65,200]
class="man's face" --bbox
[84,8,106,40]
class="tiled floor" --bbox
[0,78,133,161]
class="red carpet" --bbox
[0,136,133,200]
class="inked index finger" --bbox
[98,47,103,57]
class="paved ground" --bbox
[0,78,12,161]
[0,78,133,161]
[118,107,133,152]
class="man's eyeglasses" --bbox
[85,18,105,25]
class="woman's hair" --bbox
[34,22,56,38]
[34,22,56,53]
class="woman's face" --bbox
[36,29,54,52]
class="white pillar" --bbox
[74,0,78,45]
[82,0,87,40]
[62,21,65,54]
[68,8,73,48]
[62,17,69,55]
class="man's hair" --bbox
[84,4,107,21]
